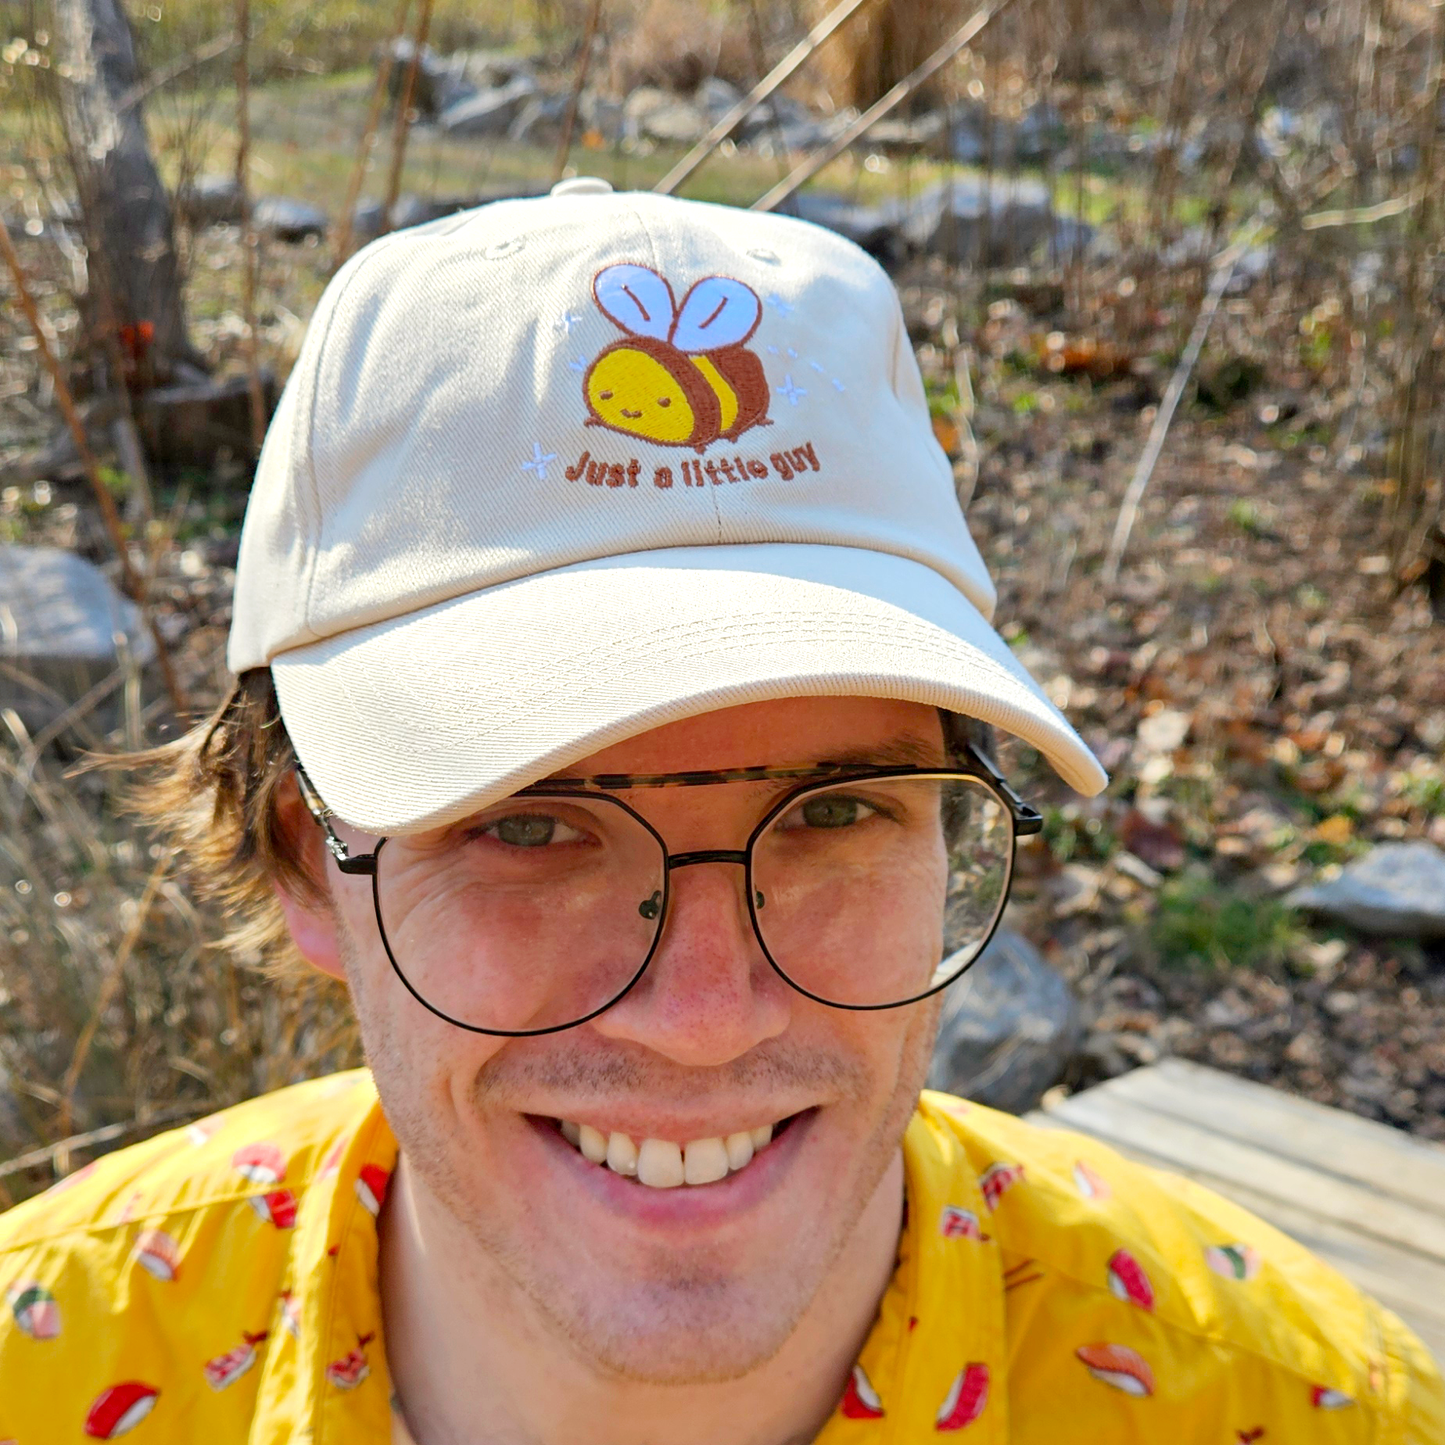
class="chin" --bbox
[535,1272,808,1384]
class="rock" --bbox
[507,91,573,144]
[623,87,707,146]
[787,193,903,265]
[1288,842,1445,939]
[866,110,947,152]
[0,545,157,735]
[892,177,1089,268]
[383,38,474,117]
[695,75,743,122]
[438,76,539,137]
[388,194,478,232]
[252,196,328,243]
[174,173,243,227]
[134,372,276,466]
[927,928,1081,1113]
[578,89,624,142]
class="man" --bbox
[0,181,1438,1443]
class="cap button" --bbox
[550,176,613,197]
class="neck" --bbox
[379,1148,905,1445]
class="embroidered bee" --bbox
[584,263,772,452]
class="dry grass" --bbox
[0,681,359,1205]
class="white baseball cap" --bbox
[229,179,1106,833]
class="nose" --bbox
[589,859,792,1065]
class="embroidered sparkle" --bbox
[809,359,825,372]
[765,292,794,315]
[777,375,807,406]
[556,310,583,334]
[567,357,587,373]
[521,442,559,480]
[832,377,846,392]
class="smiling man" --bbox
[0,182,1439,1444]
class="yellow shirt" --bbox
[0,1070,1438,1442]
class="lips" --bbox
[1072,1159,1110,1201]
[979,1161,1024,1211]
[1076,1342,1156,1397]
[553,1113,794,1190]
[203,1331,268,1391]
[355,1163,390,1218]
[248,1188,298,1229]
[1311,1385,1354,1409]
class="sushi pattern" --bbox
[247,1188,298,1229]
[938,1205,986,1242]
[0,1082,1421,1443]
[1076,1343,1156,1397]
[83,1382,158,1438]
[1072,1159,1111,1201]
[232,1142,286,1187]
[935,1363,989,1431]
[839,1363,885,1419]
[325,1332,375,1391]
[355,1164,391,1218]
[203,1330,269,1391]
[978,1162,1024,1212]
[1205,1243,1262,1282]
[6,1282,60,1340]
[132,1229,181,1283]
[1106,1249,1156,1311]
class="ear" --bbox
[271,774,346,982]
[593,264,675,340]
[671,276,762,352]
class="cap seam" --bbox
[298,242,399,644]
[628,196,725,544]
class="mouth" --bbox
[620,407,643,418]
[543,1113,806,1190]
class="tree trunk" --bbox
[52,0,199,371]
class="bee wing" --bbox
[593,264,676,340]
[671,276,762,352]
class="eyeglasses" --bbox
[298,746,1041,1037]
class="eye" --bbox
[599,390,614,400]
[657,396,671,407]
[482,813,585,847]
[778,794,880,831]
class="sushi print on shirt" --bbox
[0,1073,1438,1443]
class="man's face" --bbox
[297,697,947,1383]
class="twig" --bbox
[333,0,412,270]
[1101,211,1271,584]
[58,850,171,1138]
[552,0,605,184]
[381,0,435,234]
[234,0,266,455]
[116,31,240,114]
[1302,185,1424,230]
[0,220,188,718]
[654,0,877,196]
[750,0,1014,214]
[0,1104,205,1183]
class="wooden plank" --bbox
[1100,1058,1445,1214]
[1038,1090,1445,1262]
[1027,1108,1445,1363]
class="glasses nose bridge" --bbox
[666,848,750,871]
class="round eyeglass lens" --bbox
[749,774,1013,1008]
[373,792,667,1034]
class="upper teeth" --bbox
[558,1120,775,1188]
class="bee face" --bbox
[585,338,717,447]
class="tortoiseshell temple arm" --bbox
[294,744,1043,876]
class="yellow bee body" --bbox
[583,264,772,452]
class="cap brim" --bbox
[272,544,1107,833]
